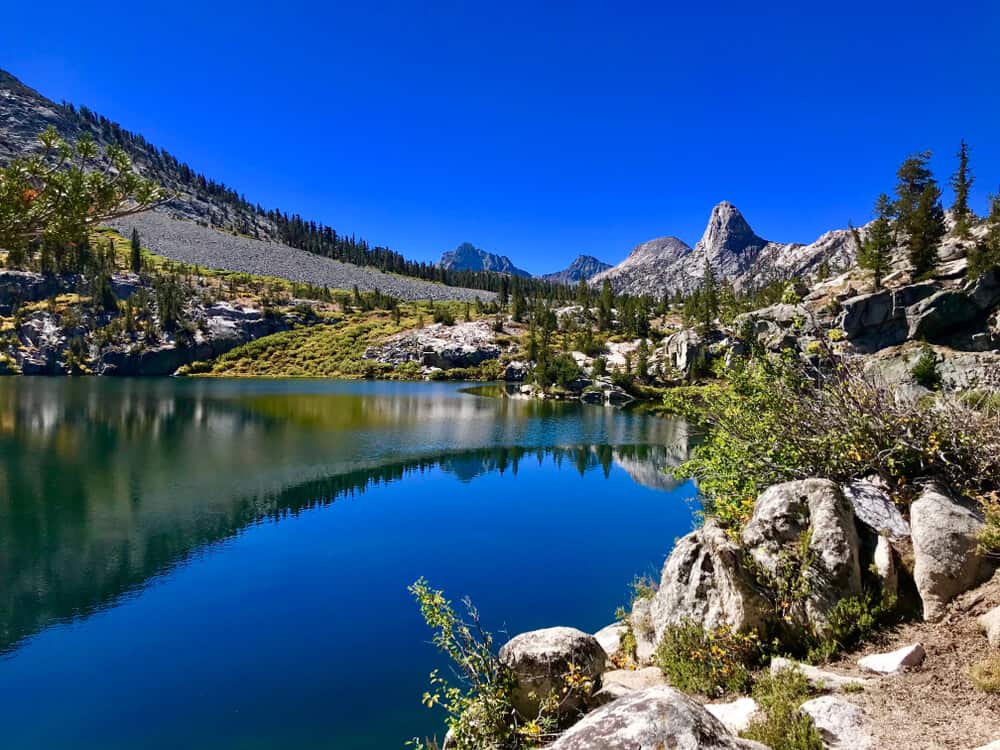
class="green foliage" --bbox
[894,151,945,278]
[969,194,1000,279]
[971,654,1000,693]
[910,347,941,390]
[533,352,582,390]
[433,304,456,326]
[854,194,894,290]
[130,227,142,274]
[950,139,974,238]
[676,354,1000,529]
[407,578,526,750]
[654,620,759,697]
[742,668,823,750]
[0,127,162,270]
[805,592,897,663]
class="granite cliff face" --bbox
[592,201,860,296]
[438,242,531,276]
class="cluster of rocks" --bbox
[511,376,635,407]
[487,477,996,748]
[662,267,1000,391]
[362,320,502,370]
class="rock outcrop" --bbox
[547,686,767,750]
[541,255,612,285]
[910,482,991,621]
[741,479,862,637]
[363,320,502,370]
[498,627,606,723]
[648,519,770,645]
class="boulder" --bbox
[498,627,606,722]
[706,697,761,734]
[649,519,771,644]
[873,535,899,598]
[840,289,893,337]
[967,267,1000,311]
[857,643,925,674]
[662,329,705,376]
[800,696,875,750]
[503,360,529,381]
[628,597,658,665]
[593,623,626,664]
[592,667,668,705]
[978,605,1000,648]
[842,479,910,542]
[741,480,862,637]
[547,686,767,750]
[769,657,872,692]
[910,482,990,621]
[906,290,981,343]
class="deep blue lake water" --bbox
[0,378,697,749]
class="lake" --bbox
[0,378,698,749]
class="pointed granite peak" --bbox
[697,201,768,256]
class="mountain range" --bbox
[2,67,858,297]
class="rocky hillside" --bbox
[110,212,493,303]
[593,201,859,296]
[541,255,613,284]
[438,242,530,277]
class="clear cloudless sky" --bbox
[2,1,998,273]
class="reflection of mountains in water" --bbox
[0,442,690,656]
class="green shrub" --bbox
[971,654,1000,693]
[654,620,758,697]
[806,592,896,663]
[742,668,823,750]
[676,354,1000,529]
[910,347,941,390]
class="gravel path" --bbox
[109,211,495,303]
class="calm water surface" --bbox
[0,378,697,749]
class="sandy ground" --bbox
[828,572,1000,749]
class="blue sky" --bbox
[3,1,998,274]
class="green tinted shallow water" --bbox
[0,378,697,749]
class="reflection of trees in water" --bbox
[0,442,690,656]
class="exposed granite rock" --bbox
[910,481,991,621]
[800,696,875,750]
[649,519,770,644]
[547,686,768,750]
[498,627,606,723]
[363,320,501,369]
[742,479,862,638]
[857,643,925,674]
[769,657,873,692]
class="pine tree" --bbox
[968,194,1000,279]
[130,227,142,273]
[950,139,974,238]
[597,280,614,331]
[700,260,719,330]
[854,194,894,290]
[894,152,945,278]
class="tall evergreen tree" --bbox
[597,280,614,331]
[894,152,945,278]
[950,139,974,238]
[130,227,142,273]
[854,194,894,289]
[968,193,1000,279]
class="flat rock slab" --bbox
[979,606,1000,649]
[842,480,910,541]
[706,697,761,734]
[593,623,626,663]
[770,657,873,692]
[858,643,926,674]
[801,696,875,750]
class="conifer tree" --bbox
[968,193,1000,279]
[894,152,945,278]
[130,227,142,273]
[950,139,974,238]
[854,194,894,290]
[597,280,614,331]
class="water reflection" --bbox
[0,378,691,656]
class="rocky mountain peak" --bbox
[438,242,530,277]
[696,201,768,256]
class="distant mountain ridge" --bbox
[540,255,612,284]
[438,243,531,277]
[591,201,859,296]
